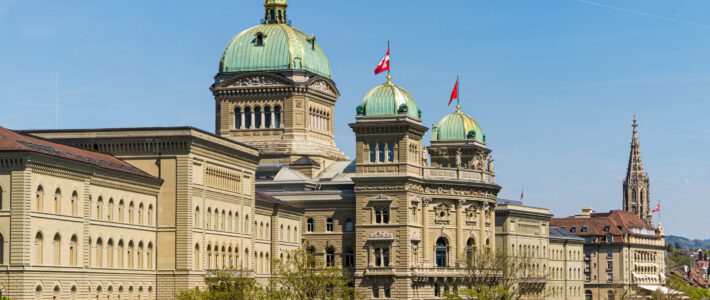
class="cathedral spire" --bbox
[264,0,288,24]
[623,116,652,225]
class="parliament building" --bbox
[1,1,594,299]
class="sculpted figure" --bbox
[455,148,462,168]
[487,154,494,173]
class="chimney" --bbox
[580,207,594,217]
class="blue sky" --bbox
[1,0,709,239]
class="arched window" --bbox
[307,218,314,232]
[194,244,201,270]
[264,105,272,128]
[0,186,4,210]
[117,240,124,268]
[107,239,115,267]
[254,106,262,129]
[235,107,242,129]
[294,226,298,242]
[0,233,5,265]
[35,285,43,300]
[345,218,353,232]
[138,203,145,225]
[96,196,103,220]
[36,185,44,211]
[95,238,104,267]
[147,242,153,269]
[70,235,78,266]
[53,233,61,266]
[53,188,62,214]
[607,290,615,300]
[128,202,135,224]
[127,241,135,268]
[326,218,334,232]
[255,33,265,47]
[118,200,125,222]
[326,246,335,267]
[228,211,233,231]
[274,106,281,128]
[206,207,212,228]
[585,290,593,300]
[137,241,144,269]
[244,107,252,129]
[148,204,154,226]
[435,237,448,267]
[107,198,114,221]
[466,238,476,266]
[286,226,291,241]
[71,191,78,216]
[206,244,213,269]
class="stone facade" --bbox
[551,209,666,300]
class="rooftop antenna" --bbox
[55,71,59,129]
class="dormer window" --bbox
[603,225,610,232]
[255,33,265,47]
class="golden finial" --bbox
[386,74,392,84]
[456,102,461,112]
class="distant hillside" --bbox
[666,235,710,249]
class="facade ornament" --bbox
[457,199,466,207]
[410,231,421,241]
[370,194,392,201]
[369,231,394,240]
[422,197,432,207]
[422,148,429,166]
[228,75,286,87]
[309,80,336,95]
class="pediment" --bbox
[308,79,337,96]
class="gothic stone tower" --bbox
[211,0,347,170]
[623,117,652,225]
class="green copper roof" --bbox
[219,23,332,78]
[432,105,485,143]
[357,79,420,120]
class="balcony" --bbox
[423,167,495,184]
[364,266,395,276]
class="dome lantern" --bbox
[264,0,288,24]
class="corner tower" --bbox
[623,117,652,225]
[211,0,347,168]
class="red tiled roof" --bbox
[550,210,659,242]
[0,127,156,179]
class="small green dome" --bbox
[432,106,485,143]
[356,80,420,120]
[219,23,332,78]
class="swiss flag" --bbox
[374,48,390,75]
[448,78,459,106]
[652,202,660,213]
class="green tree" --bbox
[266,248,358,300]
[177,270,265,300]
[448,250,548,300]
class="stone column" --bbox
[479,202,486,255]
[422,197,431,266]
[240,112,245,129]
[456,199,464,266]
[260,110,265,128]
[250,110,255,129]
[270,110,275,128]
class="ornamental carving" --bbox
[227,76,288,87]
[434,204,452,224]
[410,231,421,241]
[369,231,394,240]
[370,194,392,201]
[310,80,336,95]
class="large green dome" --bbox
[356,79,420,120]
[218,2,331,78]
[432,105,485,143]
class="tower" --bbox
[623,117,652,225]
[211,0,347,170]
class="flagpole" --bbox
[387,39,391,82]
[457,75,460,111]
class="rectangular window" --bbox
[607,249,613,258]
[607,272,613,282]
[369,143,377,163]
[607,261,613,270]
[373,286,380,298]
[378,143,385,162]
[375,248,382,267]
[384,285,391,298]
[387,143,395,162]
[375,209,382,224]
[382,208,389,224]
